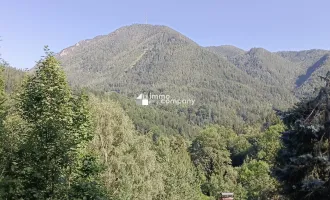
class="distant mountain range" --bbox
[207,46,330,97]
[54,24,330,125]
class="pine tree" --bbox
[275,72,330,199]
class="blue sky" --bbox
[1,0,329,69]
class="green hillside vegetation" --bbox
[215,47,302,88]
[54,24,330,131]
[208,46,330,101]
[55,24,309,129]
[96,92,201,138]
[209,45,330,101]
[3,66,25,92]
[275,72,330,199]
[0,58,25,93]
[2,23,330,199]
[277,51,330,98]
[0,48,291,200]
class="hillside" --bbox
[206,46,302,88]
[0,61,26,93]
[54,24,301,127]
[276,50,330,98]
[208,46,330,99]
[54,24,329,127]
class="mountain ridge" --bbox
[52,23,329,126]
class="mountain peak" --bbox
[248,47,270,55]
[58,24,196,58]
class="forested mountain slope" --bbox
[0,59,25,93]
[276,50,330,98]
[208,45,330,99]
[210,47,302,88]
[55,24,300,127]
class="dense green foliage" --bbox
[55,24,297,129]
[3,24,330,199]
[0,50,107,199]
[187,124,285,200]
[3,66,25,93]
[275,73,330,199]
[104,92,201,137]
[189,126,245,198]
[277,49,330,93]
[0,47,290,199]
[238,160,278,200]
[54,24,330,132]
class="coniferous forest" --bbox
[1,25,330,200]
